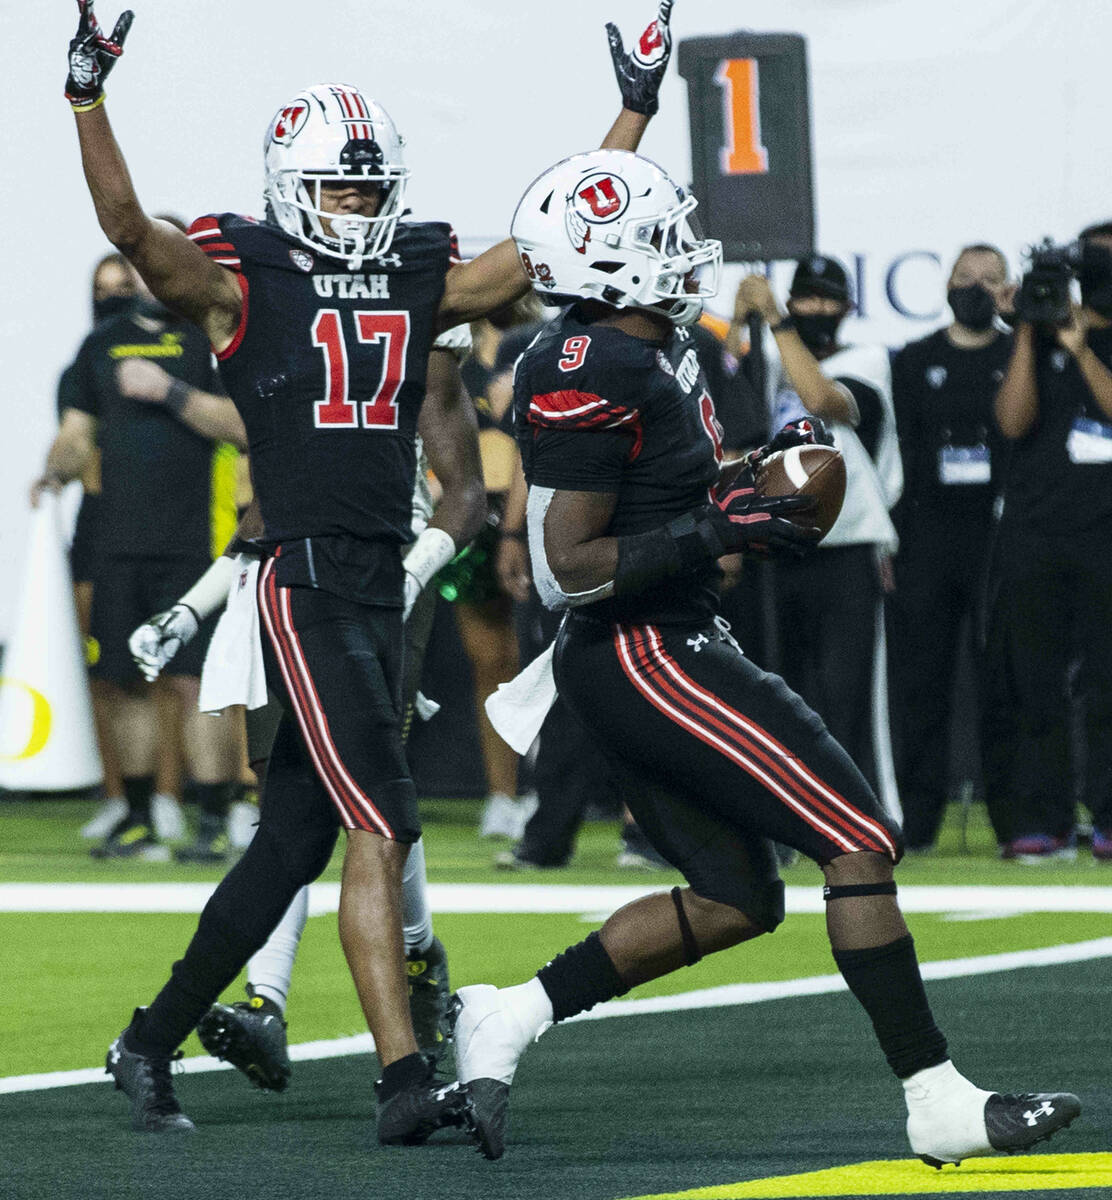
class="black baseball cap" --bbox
[789,255,852,304]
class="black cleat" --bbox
[375,1069,471,1147]
[406,937,452,1065]
[196,992,291,1092]
[985,1092,1082,1154]
[105,1011,195,1132]
[174,813,230,864]
[91,821,170,862]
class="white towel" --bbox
[198,556,269,714]
[484,641,557,755]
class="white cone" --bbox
[0,495,102,791]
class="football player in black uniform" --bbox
[64,0,674,1150]
[448,149,1080,1163]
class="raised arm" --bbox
[65,3,242,350]
[437,1,674,329]
[734,275,858,425]
[994,322,1040,439]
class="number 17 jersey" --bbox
[190,212,455,602]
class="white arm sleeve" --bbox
[178,554,241,620]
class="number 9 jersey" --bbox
[189,211,457,603]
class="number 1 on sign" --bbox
[715,58,769,175]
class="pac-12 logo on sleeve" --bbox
[271,103,309,145]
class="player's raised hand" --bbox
[606,1,674,116]
[66,0,134,111]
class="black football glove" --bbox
[606,0,674,116]
[702,483,819,559]
[66,0,134,111]
[744,416,835,471]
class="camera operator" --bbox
[734,258,901,807]
[888,245,1013,851]
[984,222,1112,861]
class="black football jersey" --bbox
[62,308,232,559]
[191,213,455,602]
[513,306,723,624]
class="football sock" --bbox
[500,977,554,1034]
[400,837,434,955]
[536,931,630,1022]
[121,774,155,829]
[832,934,949,1078]
[378,1051,428,1102]
[193,780,233,818]
[247,885,310,1014]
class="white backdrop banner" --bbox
[3,0,1108,636]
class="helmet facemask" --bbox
[629,193,722,325]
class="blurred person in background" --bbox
[450,297,546,841]
[888,245,1013,852]
[32,233,246,864]
[733,258,901,810]
[984,221,1112,862]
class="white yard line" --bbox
[3,881,1112,915]
[3,935,1112,1096]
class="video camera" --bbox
[1015,239,1082,326]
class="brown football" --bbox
[754,445,846,541]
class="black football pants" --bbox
[982,527,1112,842]
[888,514,992,849]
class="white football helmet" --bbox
[263,83,409,265]
[511,150,722,326]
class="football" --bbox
[754,444,846,541]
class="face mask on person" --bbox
[948,283,996,331]
[1079,242,1112,318]
[92,293,139,323]
[792,312,842,354]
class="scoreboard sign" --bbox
[677,33,815,263]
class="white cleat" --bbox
[151,793,186,841]
[449,983,550,1160]
[479,793,535,840]
[80,797,128,840]
[905,1061,1081,1167]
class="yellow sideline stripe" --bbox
[621,1154,1112,1198]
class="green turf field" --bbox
[2,797,1109,1200]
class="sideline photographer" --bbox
[983,223,1112,861]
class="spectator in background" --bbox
[984,221,1112,862]
[450,298,546,841]
[32,262,245,863]
[733,258,901,811]
[888,245,1014,851]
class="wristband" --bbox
[402,527,457,591]
[164,378,192,416]
[613,511,718,597]
[500,529,526,542]
[178,554,240,620]
[69,92,106,113]
[768,315,796,334]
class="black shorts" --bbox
[69,493,101,586]
[89,554,218,683]
[554,615,903,930]
[257,557,419,842]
